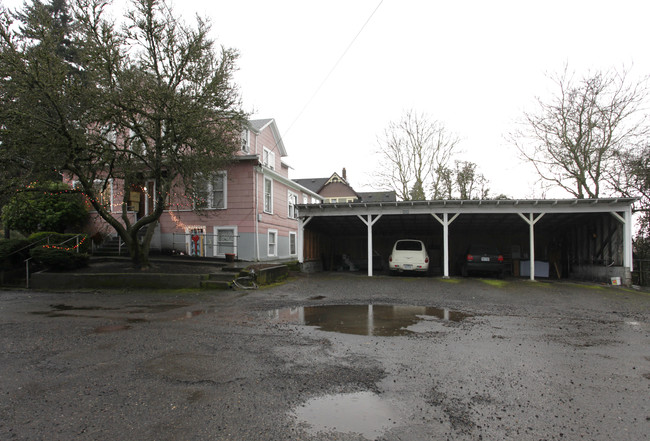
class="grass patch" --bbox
[560,282,605,291]
[439,277,461,284]
[480,279,509,288]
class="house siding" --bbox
[73,118,320,261]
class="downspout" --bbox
[254,166,260,262]
[254,131,260,261]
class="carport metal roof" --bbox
[296,198,637,280]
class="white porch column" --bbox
[432,213,460,278]
[624,207,633,273]
[298,216,312,264]
[517,212,545,281]
[357,214,382,276]
[610,209,634,274]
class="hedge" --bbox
[29,246,90,271]
[0,239,32,270]
[27,232,90,253]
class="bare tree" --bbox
[512,66,648,198]
[374,110,459,200]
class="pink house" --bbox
[76,119,322,261]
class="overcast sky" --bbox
[4,0,650,198]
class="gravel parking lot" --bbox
[1,274,649,440]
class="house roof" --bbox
[358,191,397,203]
[296,198,637,241]
[248,118,287,157]
[248,118,273,132]
[293,177,329,193]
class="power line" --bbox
[281,0,385,138]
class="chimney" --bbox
[342,167,347,181]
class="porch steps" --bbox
[93,235,125,256]
[201,272,235,290]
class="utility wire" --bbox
[281,0,385,139]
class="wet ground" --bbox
[0,274,649,440]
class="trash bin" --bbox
[225,253,235,263]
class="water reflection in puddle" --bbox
[293,391,400,438]
[269,304,471,336]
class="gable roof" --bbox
[293,177,329,194]
[248,118,287,157]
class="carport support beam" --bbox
[611,208,634,283]
[298,216,312,264]
[432,213,460,278]
[357,214,382,277]
[517,213,545,281]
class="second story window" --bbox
[91,179,113,212]
[263,147,275,170]
[195,172,226,209]
[241,129,250,153]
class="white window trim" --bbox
[289,231,297,256]
[195,171,227,210]
[263,146,275,170]
[90,178,113,213]
[213,225,238,257]
[288,190,298,219]
[144,179,156,216]
[264,177,273,214]
[268,229,278,257]
[241,129,250,153]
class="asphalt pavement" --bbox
[1,273,648,440]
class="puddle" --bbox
[293,391,401,438]
[269,304,471,336]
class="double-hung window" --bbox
[196,172,226,209]
[288,191,298,219]
[241,129,250,153]
[264,177,273,213]
[268,230,278,257]
[262,147,275,170]
[91,179,113,212]
[289,232,297,256]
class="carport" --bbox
[297,198,636,284]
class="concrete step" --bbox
[221,266,247,274]
[209,272,235,282]
[201,279,231,290]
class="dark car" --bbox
[460,244,505,278]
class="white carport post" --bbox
[610,208,634,276]
[357,214,382,277]
[432,213,460,278]
[298,216,312,264]
[517,212,545,281]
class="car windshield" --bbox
[396,241,422,251]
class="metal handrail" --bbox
[5,234,53,259]
[25,257,32,289]
[58,234,85,253]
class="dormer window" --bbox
[262,147,275,170]
[241,128,250,153]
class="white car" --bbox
[388,239,429,274]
